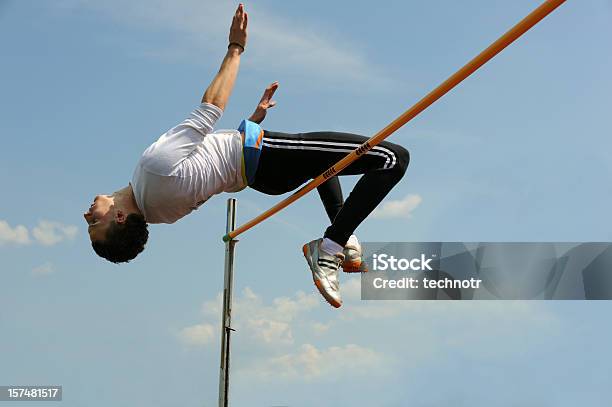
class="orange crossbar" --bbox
[223,0,566,242]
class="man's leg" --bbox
[315,176,366,273]
[323,148,409,247]
[250,130,410,244]
[317,177,343,223]
[249,130,410,308]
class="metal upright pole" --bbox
[218,198,237,407]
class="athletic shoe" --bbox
[302,238,343,308]
[342,235,368,273]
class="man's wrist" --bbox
[248,115,261,124]
[228,42,245,54]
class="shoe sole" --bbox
[302,244,342,309]
[342,259,369,273]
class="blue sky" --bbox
[1,0,612,406]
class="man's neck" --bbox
[112,184,142,216]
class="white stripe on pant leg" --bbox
[262,137,397,163]
[261,142,392,169]
[262,137,397,169]
[263,137,397,169]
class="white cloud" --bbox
[181,289,389,381]
[230,288,319,346]
[32,262,54,275]
[178,323,216,347]
[183,287,321,348]
[200,292,223,318]
[246,319,294,345]
[178,285,562,389]
[246,343,386,381]
[58,0,386,85]
[0,220,30,245]
[32,220,78,246]
[372,194,422,219]
[0,219,77,247]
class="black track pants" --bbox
[249,131,410,246]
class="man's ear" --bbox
[115,210,127,224]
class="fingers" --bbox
[235,3,247,29]
[232,4,244,24]
[229,3,248,49]
[233,6,242,23]
[256,81,279,108]
[258,100,276,111]
[233,4,241,22]
[265,81,279,97]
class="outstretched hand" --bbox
[249,82,279,124]
[229,3,248,51]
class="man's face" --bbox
[83,195,115,242]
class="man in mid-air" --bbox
[84,4,409,308]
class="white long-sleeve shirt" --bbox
[131,103,246,224]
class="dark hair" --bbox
[92,214,149,263]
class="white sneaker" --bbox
[302,238,343,308]
[342,235,368,273]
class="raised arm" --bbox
[202,3,248,110]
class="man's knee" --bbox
[391,144,410,176]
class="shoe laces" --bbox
[333,252,344,266]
